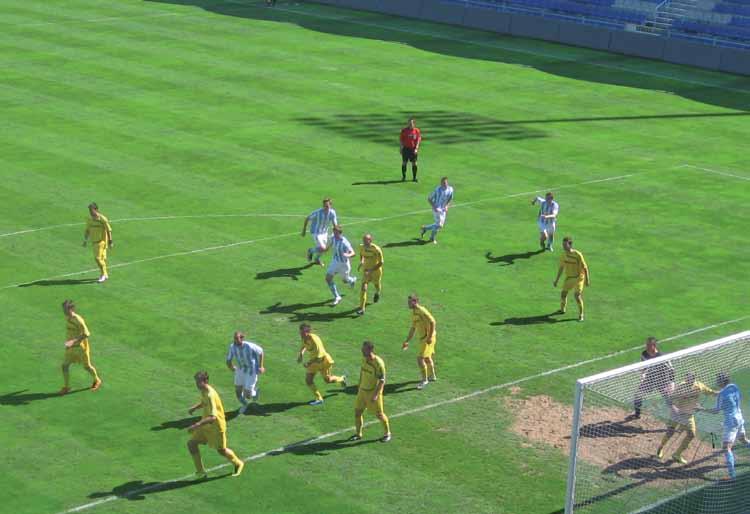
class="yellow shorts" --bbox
[419,337,436,358]
[354,389,385,415]
[94,240,107,262]
[190,424,227,450]
[63,342,92,367]
[306,355,334,376]
[363,268,382,285]
[562,277,585,294]
[667,415,697,436]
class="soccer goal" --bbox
[565,330,750,514]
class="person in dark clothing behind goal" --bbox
[632,336,675,419]
[399,118,422,182]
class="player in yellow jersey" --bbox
[297,323,346,406]
[83,203,113,283]
[656,372,717,464]
[187,371,244,478]
[553,236,590,322]
[356,233,384,316]
[59,300,102,395]
[402,294,437,390]
[350,341,391,443]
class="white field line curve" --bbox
[678,164,750,181]
[2,173,638,290]
[58,314,750,514]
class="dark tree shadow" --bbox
[88,475,227,501]
[269,436,378,457]
[18,278,98,287]
[259,300,360,322]
[486,249,545,266]
[383,239,428,249]
[255,263,314,281]
[143,0,750,113]
[491,312,577,325]
[151,410,239,431]
[579,420,665,439]
[351,179,408,186]
[340,380,421,396]
[0,388,87,405]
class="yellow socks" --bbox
[576,295,584,317]
[191,451,205,474]
[427,360,436,379]
[308,383,323,401]
[355,414,364,437]
[560,292,568,312]
[381,414,391,435]
[359,288,367,310]
[419,363,428,381]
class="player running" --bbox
[83,202,113,283]
[402,294,437,390]
[399,117,421,182]
[326,225,357,306]
[59,300,102,395]
[553,236,590,322]
[302,198,338,266]
[357,233,384,316]
[297,323,346,406]
[702,372,749,479]
[186,371,244,479]
[350,341,391,442]
[226,331,265,414]
[656,372,717,464]
[420,176,454,244]
[531,192,558,251]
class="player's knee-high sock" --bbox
[576,295,584,317]
[658,431,673,450]
[419,362,428,381]
[62,366,70,388]
[309,247,318,260]
[401,163,407,179]
[355,413,364,437]
[359,287,367,310]
[430,227,438,240]
[674,433,693,457]
[235,389,248,405]
[560,291,568,312]
[380,414,391,435]
[223,448,242,467]
[427,360,436,379]
[85,364,100,383]
[328,282,339,298]
[547,233,554,249]
[190,450,205,473]
[726,449,736,479]
[308,383,323,401]
[412,164,418,181]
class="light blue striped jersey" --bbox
[308,207,338,234]
[717,383,744,427]
[534,197,559,222]
[226,340,264,373]
[429,185,454,209]
[331,235,354,262]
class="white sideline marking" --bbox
[0,213,374,239]
[2,173,637,290]
[678,164,750,181]
[58,314,750,514]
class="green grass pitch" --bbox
[1,1,749,513]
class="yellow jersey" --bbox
[302,333,330,362]
[560,249,587,278]
[66,313,90,346]
[200,385,227,433]
[86,214,112,243]
[671,380,717,414]
[359,354,386,391]
[411,304,436,342]
[359,243,384,270]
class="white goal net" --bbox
[565,330,750,514]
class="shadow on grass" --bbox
[269,436,378,457]
[241,400,309,417]
[151,410,240,431]
[18,278,98,287]
[383,239,428,249]
[352,179,409,186]
[0,388,87,405]
[87,475,227,501]
[485,249,545,266]
[259,300,360,322]
[491,312,577,325]
[255,263,314,281]
[339,380,421,396]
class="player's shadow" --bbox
[383,239,428,249]
[340,380,421,396]
[17,278,99,287]
[241,400,309,417]
[491,312,576,325]
[0,388,88,405]
[255,263,314,281]
[87,476,227,501]
[269,436,378,457]
[150,410,240,431]
[351,179,408,186]
[485,249,545,266]
[260,301,360,322]
[579,420,665,439]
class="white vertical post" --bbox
[565,380,585,514]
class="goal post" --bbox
[565,330,750,514]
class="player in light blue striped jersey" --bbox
[302,198,338,266]
[326,225,357,306]
[531,192,559,251]
[703,372,749,479]
[420,177,454,244]
[225,331,265,414]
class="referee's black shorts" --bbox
[401,147,418,163]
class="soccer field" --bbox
[2,1,750,513]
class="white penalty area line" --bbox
[678,164,750,182]
[58,314,750,514]
[2,172,636,290]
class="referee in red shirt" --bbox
[400,118,422,182]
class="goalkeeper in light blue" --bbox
[704,372,749,479]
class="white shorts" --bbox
[311,232,329,250]
[723,419,746,444]
[234,369,258,395]
[537,220,556,234]
[433,208,447,228]
[327,260,352,281]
